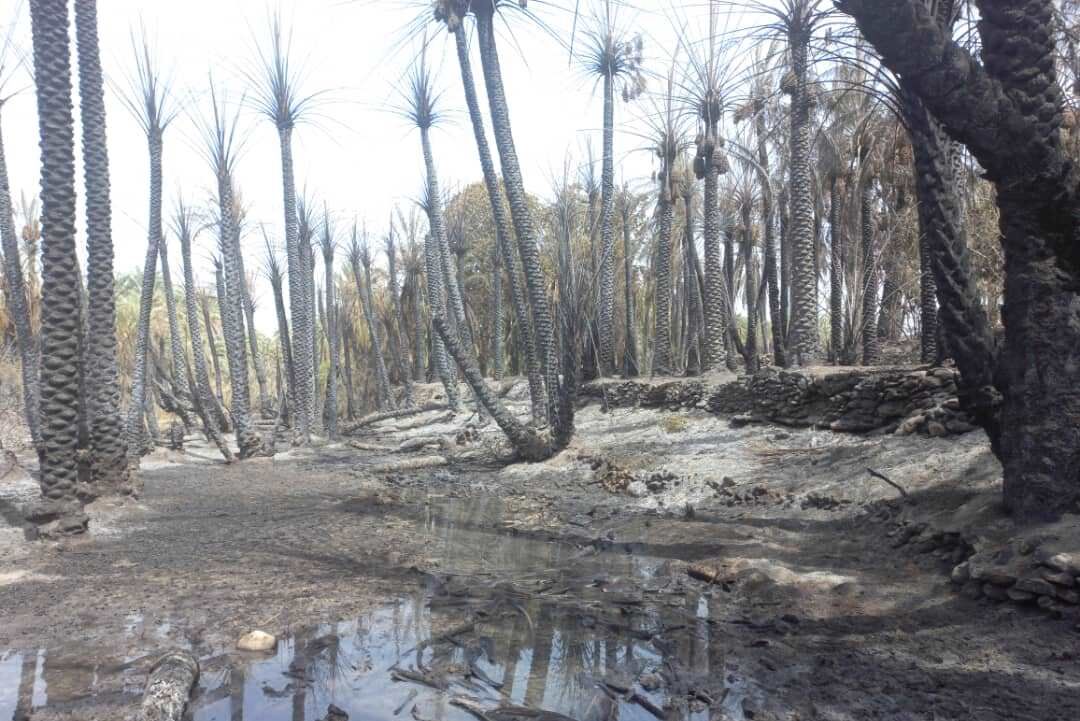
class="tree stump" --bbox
[138,650,199,721]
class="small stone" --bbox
[982,584,1009,601]
[983,568,1017,587]
[1006,588,1036,603]
[1040,552,1080,576]
[926,421,948,437]
[913,538,939,553]
[1041,570,1076,588]
[1014,577,1057,597]
[721,476,736,488]
[951,562,970,584]
[237,630,277,652]
[1018,538,1039,556]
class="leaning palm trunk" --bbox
[597,71,617,375]
[475,5,558,426]
[215,175,262,458]
[860,178,879,365]
[201,291,226,412]
[176,213,232,461]
[0,105,41,449]
[125,133,162,459]
[31,0,84,508]
[652,194,675,376]
[423,233,459,410]
[157,238,192,429]
[450,22,542,418]
[786,31,817,364]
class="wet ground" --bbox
[1,385,1079,720]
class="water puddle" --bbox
[0,494,757,720]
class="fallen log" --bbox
[370,456,449,474]
[390,412,455,432]
[397,436,450,453]
[347,403,446,431]
[138,650,199,721]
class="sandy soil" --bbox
[1,381,1078,720]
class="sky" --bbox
[1,0,730,333]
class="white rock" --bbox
[237,630,277,652]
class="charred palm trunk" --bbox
[423,233,458,409]
[74,0,128,486]
[787,31,817,364]
[828,175,843,363]
[238,258,271,417]
[451,21,521,387]
[411,276,425,381]
[341,315,356,419]
[700,138,727,371]
[125,133,162,459]
[722,217,739,372]
[475,5,557,426]
[742,203,759,372]
[754,109,785,367]
[681,192,703,376]
[597,71,617,375]
[157,239,191,431]
[277,126,313,442]
[351,247,393,410]
[621,199,639,377]
[321,245,338,439]
[860,177,879,365]
[651,193,675,376]
[216,175,262,458]
[178,221,232,461]
[29,0,83,508]
[269,267,293,411]
[0,101,42,449]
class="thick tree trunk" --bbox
[651,196,674,376]
[157,240,191,432]
[741,203,759,372]
[622,200,639,377]
[788,33,817,364]
[598,72,617,375]
[138,650,199,721]
[702,161,726,370]
[424,233,460,410]
[860,178,879,365]
[828,176,844,364]
[754,110,785,368]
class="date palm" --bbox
[0,22,41,450]
[249,13,322,443]
[262,229,293,419]
[174,202,232,462]
[118,31,178,462]
[28,0,83,517]
[577,1,645,375]
[318,210,338,439]
[197,80,262,458]
[157,235,192,430]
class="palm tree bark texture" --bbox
[839,0,1080,519]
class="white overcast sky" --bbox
[1,0,738,332]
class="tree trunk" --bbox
[0,103,42,449]
[622,199,639,377]
[386,234,414,406]
[651,196,674,376]
[702,158,726,370]
[787,31,817,364]
[597,72,617,375]
[755,109,785,367]
[423,233,459,410]
[741,202,758,372]
[29,0,82,507]
[860,178,879,365]
[828,175,844,364]
[157,239,191,431]
[321,245,338,439]
[201,292,226,412]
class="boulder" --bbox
[237,630,277,652]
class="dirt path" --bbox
[1,393,1078,720]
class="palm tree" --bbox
[250,14,321,443]
[859,159,879,365]
[156,235,192,429]
[619,187,640,377]
[318,210,338,439]
[431,23,540,398]
[578,1,645,375]
[422,229,458,409]
[262,229,294,418]
[472,0,559,426]
[28,0,84,521]
[174,202,232,462]
[385,223,414,406]
[200,287,226,407]
[0,21,41,450]
[118,32,178,461]
[349,229,394,411]
[197,80,262,458]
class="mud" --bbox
[1,380,1079,720]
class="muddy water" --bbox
[0,495,753,721]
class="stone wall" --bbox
[582,366,978,437]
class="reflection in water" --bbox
[1,495,750,721]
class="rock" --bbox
[944,419,978,434]
[1038,596,1065,619]
[730,414,754,427]
[951,562,970,584]
[626,481,648,498]
[1041,570,1076,588]
[982,584,1009,601]
[324,703,349,721]
[1039,552,1080,576]
[895,415,925,435]
[722,476,736,488]
[983,568,1018,587]
[1006,588,1036,603]
[638,673,663,691]
[1018,538,1039,555]
[22,499,82,524]
[1014,577,1058,597]
[237,630,277,652]
[926,421,948,437]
